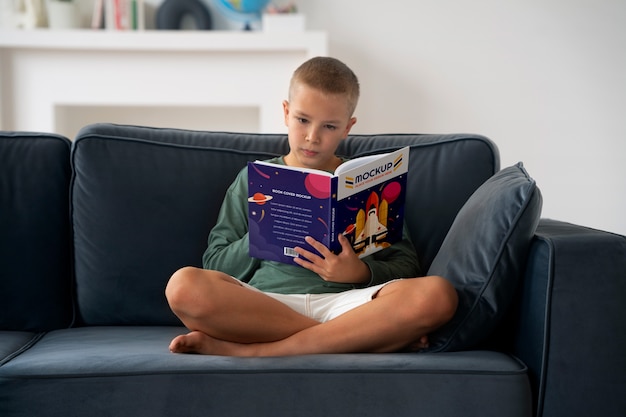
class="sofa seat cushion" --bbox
[0,331,42,366]
[0,326,532,417]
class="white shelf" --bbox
[0,29,328,137]
[0,29,327,53]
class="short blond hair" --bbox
[289,56,360,116]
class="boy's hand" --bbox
[293,234,371,284]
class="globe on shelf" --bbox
[215,0,271,30]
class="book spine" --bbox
[114,0,122,29]
[329,177,340,253]
[91,0,105,29]
[104,0,115,30]
[137,0,145,30]
[131,0,138,30]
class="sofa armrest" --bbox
[513,219,626,417]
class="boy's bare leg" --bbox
[165,267,320,350]
[167,271,457,356]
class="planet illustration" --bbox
[304,174,331,199]
[381,181,402,204]
[248,192,273,205]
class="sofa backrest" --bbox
[0,132,73,331]
[71,123,499,326]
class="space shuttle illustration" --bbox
[351,191,389,255]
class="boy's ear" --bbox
[282,100,290,126]
[343,116,357,138]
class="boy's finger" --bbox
[337,233,353,250]
[304,236,331,256]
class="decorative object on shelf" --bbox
[262,2,304,32]
[265,1,296,14]
[46,0,78,29]
[156,0,212,30]
[214,0,270,31]
[2,0,47,29]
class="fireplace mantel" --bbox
[0,29,327,138]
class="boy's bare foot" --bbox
[170,331,430,356]
[407,335,430,351]
[169,331,242,356]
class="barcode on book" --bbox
[283,247,299,258]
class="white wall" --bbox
[39,0,626,236]
[294,0,626,236]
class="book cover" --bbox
[248,146,410,265]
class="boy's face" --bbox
[282,83,357,172]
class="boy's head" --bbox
[283,57,359,171]
[289,56,360,117]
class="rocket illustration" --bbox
[352,191,388,253]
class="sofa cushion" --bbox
[71,127,288,326]
[0,331,43,366]
[427,162,542,352]
[0,133,73,331]
[0,326,532,417]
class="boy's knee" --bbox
[427,276,458,324]
[165,266,202,307]
[402,276,457,328]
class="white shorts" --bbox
[239,280,400,323]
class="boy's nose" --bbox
[306,128,320,143]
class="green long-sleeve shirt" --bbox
[202,157,421,294]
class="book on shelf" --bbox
[92,0,145,30]
[247,146,410,265]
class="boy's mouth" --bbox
[301,148,318,158]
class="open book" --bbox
[247,147,410,265]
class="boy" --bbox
[165,57,457,356]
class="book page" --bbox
[334,154,386,176]
[253,160,333,177]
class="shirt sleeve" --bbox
[360,225,422,286]
[202,168,261,281]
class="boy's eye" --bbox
[325,124,337,131]
[297,117,308,124]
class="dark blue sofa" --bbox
[1,124,624,417]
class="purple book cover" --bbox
[248,147,409,265]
